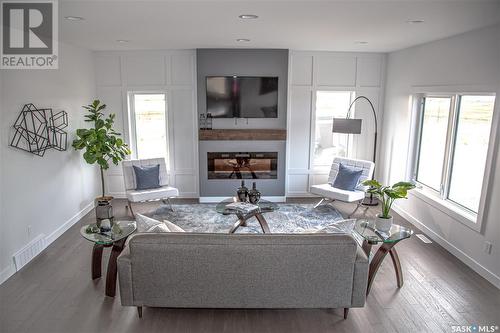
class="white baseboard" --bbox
[0,263,16,285]
[199,196,287,203]
[0,201,95,285]
[44,201,95,245]
[392,204,500,290]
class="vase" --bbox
[375,214,393,232]
[248,182,261,204]
[96,197,114,231]
[236,181,248,202]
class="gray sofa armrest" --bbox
[351,245,369,307]
[117,246,134,306]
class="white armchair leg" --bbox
[127,200,135,218]
[348,200,363,218]
[162,198,174,212]
[314,198,335,208]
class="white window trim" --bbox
[126,91,170,164]
[309,90,356,171]
[408,87,499,233]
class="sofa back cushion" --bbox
[128,233,357,308]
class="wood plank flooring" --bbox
[1,198,499,333]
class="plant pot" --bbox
[375,214,393,232]
[95,196,114,231]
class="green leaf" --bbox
[362,179,381,188]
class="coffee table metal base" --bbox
[228,212,271,234]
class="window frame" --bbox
[310,89,356,171]
[411,91,497,231]
[127,91,169,162]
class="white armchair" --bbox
[310,157,374,218]
[122,158,179,217]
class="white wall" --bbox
[287,51,386,196]
[94,50,199,198]
[0,43,99,283]
[380,24,500,288]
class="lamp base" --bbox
[362,195,379,206]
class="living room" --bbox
[1,1,499,332]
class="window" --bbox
[414,94,496,215]
[129,93,168,160]
[313,91,354,166]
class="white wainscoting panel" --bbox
[95,50,199,198]
[286,51,386,196]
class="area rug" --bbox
[146,203,346,234]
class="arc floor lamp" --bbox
[332,95,378,206]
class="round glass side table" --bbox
[350,219,413,295]
[80,221,136,297]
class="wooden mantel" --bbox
[199,129,286,141]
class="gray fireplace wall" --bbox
[197,48,288,197]
[196,48,288,129]
[199,141,286,197]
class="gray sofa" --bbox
[117,232,369,319]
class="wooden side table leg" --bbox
[255,213,271,233]
[92,244,104,279]
[389,248,403,288]
[366,243,391,295]
[105,239,125,297]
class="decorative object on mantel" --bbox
[72,100,131,215]
[199,113,206,130]
[248,182,261,204]
[10,103,68,156]
[206,113,213,130]
[362,179,415,232]
[332,95,379,206]
[236,180,249,202]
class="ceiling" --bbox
[59,0,500,52]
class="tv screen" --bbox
[206,76,278,118]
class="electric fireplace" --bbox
[207,152,278,179]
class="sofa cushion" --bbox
[136,213,162,232]
[133,164,161,190]
[126,186,179,203]
[310,184,365,202]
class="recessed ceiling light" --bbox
[406,19,425,24]
[236,38,251,42]
[355,41,368,45]
[64,16,85,21]
[116,39,130,43]
[238,14,258,19]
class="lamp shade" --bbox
[332,118,362,134]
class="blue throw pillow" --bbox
[133,164,161,190]
[332,163,363,191]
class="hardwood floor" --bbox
[1,198,499,333]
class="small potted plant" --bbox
[362,179,415,232]
[72,100,131,228]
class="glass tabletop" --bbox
[215,197,279,215]
[80,221,137,245]
[352,219,413,244]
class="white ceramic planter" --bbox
[375,214,393,232]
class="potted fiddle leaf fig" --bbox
[362,179,415,232]
[72,100,131,228]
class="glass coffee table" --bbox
[216,197,278,234]
[80,220,136,297]
[348,219,413,295]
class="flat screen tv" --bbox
[206,76,278,118]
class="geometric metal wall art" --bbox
[10,103,68,157]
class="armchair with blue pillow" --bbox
[310,157,374,218]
